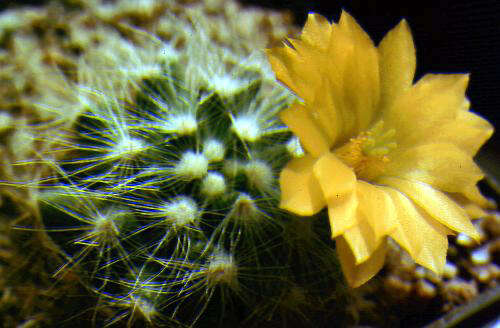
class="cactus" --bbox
[14,3,347,326]
[0,1,353,326]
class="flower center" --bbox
[333,120,396,181]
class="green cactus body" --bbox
[25,4,345,326]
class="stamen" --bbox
[362,120,397,157]
[333,120,396,181]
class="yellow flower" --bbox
[266,12,494,287]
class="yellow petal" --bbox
[450,193,490,219]
[312,152,356,200]
[336,236,387,288]
[280,31,343,145]
[326,19,353,87]
[386,143,484,195]
[378,19,416,112]
[385,74,469,149]
[280,102,331,157]
[357,181,397,242]
[279,154,326,216]
[338,11,376,61]
[323,12,380,140]
[312,153,359,237]
[343,220,379,264]
[265,46,318,102]
[462,204,488,219]
[309,77,344,145]
[461,184,494,209]
[266,46,300,93]
[379,177,480,241]
[301,13,332,50]
[324,25,354,142]
[279,76,342,145]
[338,10,380,134]
[429,111,494,156]
[383,186,450,273]
[416,229,448,275]
[327,192,359,238]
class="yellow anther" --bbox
[333,120,397,181]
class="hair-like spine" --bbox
[5,2,346,326]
